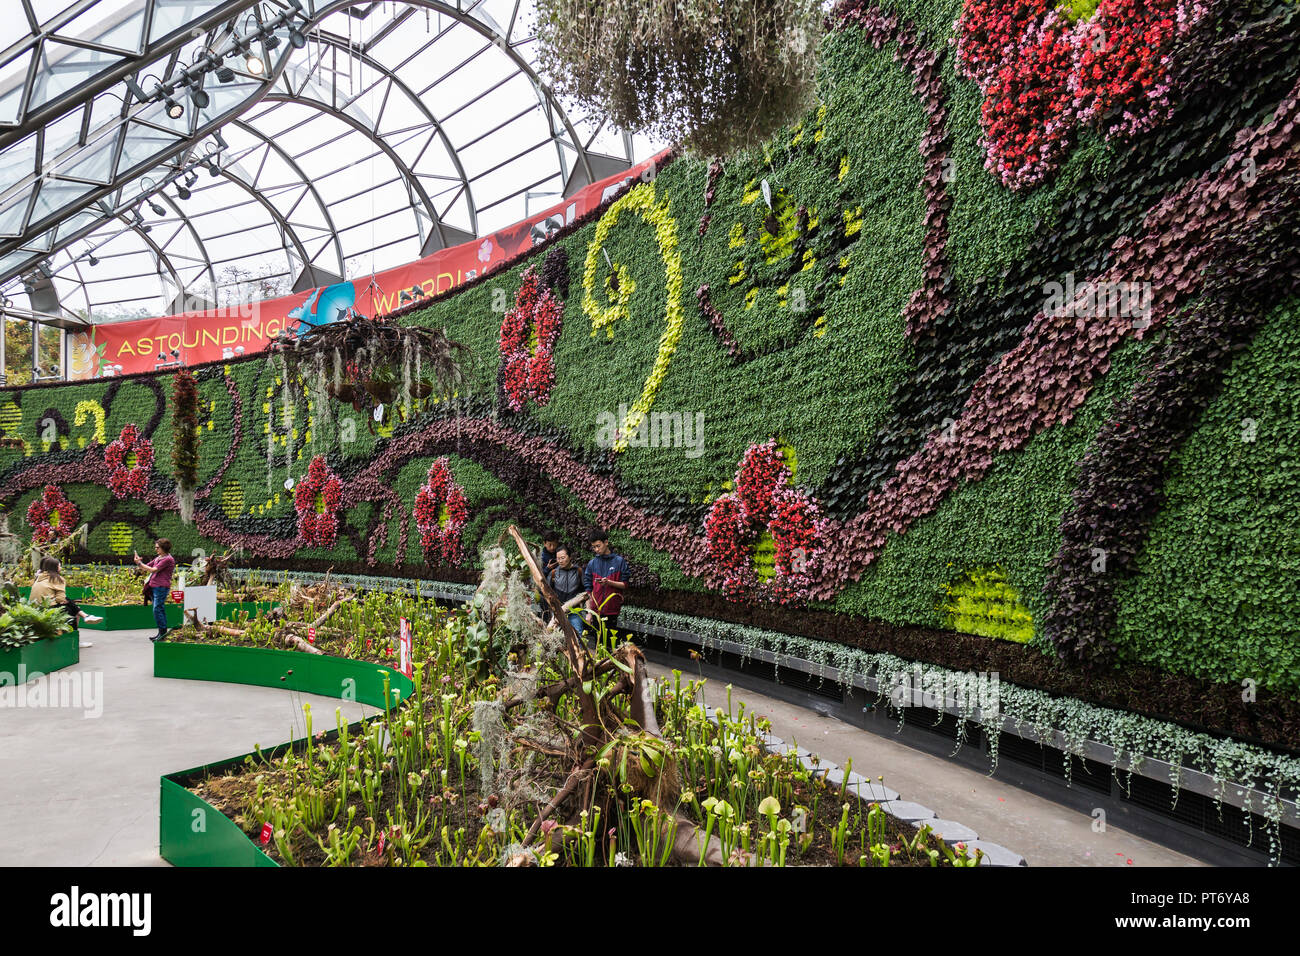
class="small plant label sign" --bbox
[307,626,316,644]
[399,618,412,678]
[258,823,272,846]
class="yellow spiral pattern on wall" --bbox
[582,182,685,454]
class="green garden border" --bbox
[155,641,413,867]
[0,631,79,684]
[18,586,95,601]
[78,601,280,631]
[78,603,183,630]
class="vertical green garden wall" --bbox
[1,0,1298,704]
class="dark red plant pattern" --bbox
[836,1,955,337]
[414,457,468,566]
[499,267,564,412]
[104,423,153,498]
[26,484,79,544]
[704,441,824,604]
[294,455,343,549]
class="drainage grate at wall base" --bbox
[1121,772,1300,865]
[885,705,983,748]
[994,730,1113,796]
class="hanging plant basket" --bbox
[533,0,824,157]
[270,315,471,414]
[364,380,395,405]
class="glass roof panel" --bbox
[31,177,94,220]
[147,0,224,44]
[30,41,126,111]
[54,1,148,54]
[0,52,34,124]
[0,195,31,237]
[29,0,83,28]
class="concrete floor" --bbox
[0,629,366,866]
[646,662,1203,867]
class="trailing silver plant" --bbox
[622,605,1300,864]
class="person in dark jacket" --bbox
[546,546,586,626]
[577,529,628,637]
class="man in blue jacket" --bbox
[574,528,629,639]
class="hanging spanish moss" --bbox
[533,0,824,157]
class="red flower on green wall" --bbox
[499,266,564,412]
[104,423,154,498]
[704,441,824,604]
[294,455,343,548]
[27,484,79,544]
[954,0,1208,190]
[414,457,468,566]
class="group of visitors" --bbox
[26,538,177,643]
[533,528,629,639]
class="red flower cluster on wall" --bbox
[294,455,343,548]
[954,0,1208,190]
[704,441,824,604]
[26,484,79,544]
[499,267,564,412]
[104,423,154,498]
[414,457,468,566]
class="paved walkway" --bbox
[647,662,1203,867]
[0,629,366,866]
[0,628,1201,867]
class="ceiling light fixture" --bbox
[165,97,184,119]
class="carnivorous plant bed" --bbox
[183,536,982,867]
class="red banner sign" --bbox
[67,151,669,380]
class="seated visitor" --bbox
[535,531,561,577]
[546,546,586,626]
[134,538,176,643]
[28,557,103,626]
[576,529,629,638]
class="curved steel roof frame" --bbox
[0,0,649,322]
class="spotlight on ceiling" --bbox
[185,171,199,188]
[176,182,191,200]
[264,33,280,51]
[149,199,166,216]
[87,254,99,266]
[289,27,306,49]
[189,84,209,109]
[165,97,184,119]
[205,157,221,177]
[245,51,265,75]
[216,64,235,82]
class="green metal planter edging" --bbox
[18,586,95,601]
[0,630,80,684]
[77,601,279,631]
[156,641,413,867]
[78,603,184,630]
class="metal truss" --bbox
[0,0,642,325]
